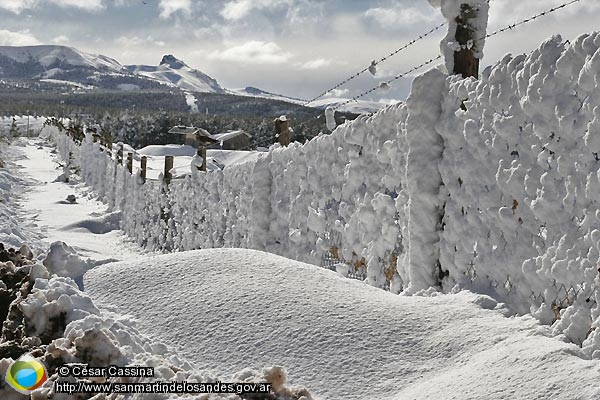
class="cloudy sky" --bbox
[0,0,598,102]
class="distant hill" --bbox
[0,45,166,91]
[126,55,225,94]
[0,45,125,76]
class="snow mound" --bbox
[60,211,121,234]
[42,241,95,281]
[85,248,600,400]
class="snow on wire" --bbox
[329,0,584,111]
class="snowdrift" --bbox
[85,248,600,400]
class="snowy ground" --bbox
[86,249,600,400]
[2,136,600,399]
[13,138,143,263]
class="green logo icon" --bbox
[5,353,48,394]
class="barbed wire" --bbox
[330,55,443,111]
[303,21,447,106]
[330,0,584,111]
[234,0,584,148]
[482,0,581,40]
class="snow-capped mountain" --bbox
[0,45,127,78]
[126,55,225,93]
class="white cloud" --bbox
[0,0,37,13]
[51,35,70,44]
[364,6,436,29]
[208,41,292,64]
[112,0,137,5]
[221,0,290,21]
[0,29,41,46]
[0,0,103,13]
[158,0,191,19]
[327,88,349,97]
[51,0,104,10]
[115,35,166,48]
[299,58,331,70]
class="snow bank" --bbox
[0,139,44,251]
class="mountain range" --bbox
[0,45,383,114]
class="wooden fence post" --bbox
[127,152,133,174]
[454,3,479,78]
[164,155,174,185]
[275,116,290,146]
[160,155,174,250]
[117,145,124,165]
[140,156,147,183]
[199,147,207,172]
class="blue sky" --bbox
[0,0,598,101]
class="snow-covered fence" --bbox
[50,31,600,353]
[437,33,600,352]
[51,103,414,291]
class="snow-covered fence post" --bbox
[160,155,174,251]
[127,153,133,174]
[275,116,290,146]
[404,68,447,294]
[431,0,489,78]
[140,156,147,183]
[453,4,485,77]
[163,155,173,186]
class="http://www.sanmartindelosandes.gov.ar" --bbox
[5,353,49,395]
